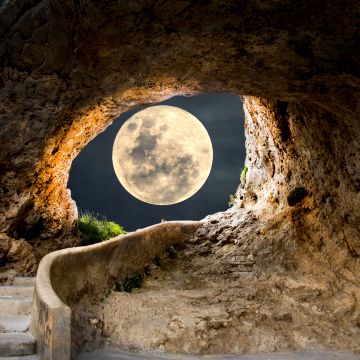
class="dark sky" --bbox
[68,93,245,231]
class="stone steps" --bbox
[0,333,36,357]
[0,287,34,298]
[0,278,37,358]
[0,297,32,316]
[11,279,35,287]
[0,356,39,360]
[0,316,30,333]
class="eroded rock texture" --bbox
[0,1,359,273]
[75,97,360,353]
[96,224,360,354]
[241,97,360,265]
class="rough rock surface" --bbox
[0,233,36,275]
[0,0,360,355]
[1,0,359,269]
[77,349,360,360]
[86,211,360,355]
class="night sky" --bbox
[69,93,246,231]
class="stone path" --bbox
[0,277,38,359]
[78,349,360,360]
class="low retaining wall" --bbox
[30,221,202,360]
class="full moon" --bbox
[112,105,213,205]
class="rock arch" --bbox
[0,0,359,270]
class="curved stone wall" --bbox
[30,221,201,359]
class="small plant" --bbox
[241,165,248,179]
[123,278,133,293]
[132,274,143,288]
[113,274,143,293]
[228,193,237,206]
[123,274,143,292]
[167,246,177,259]
[113,282,122,292]
[287,187,308,206]
[78,211,126,246]
[144,265,151,276]
[153,255,161,267]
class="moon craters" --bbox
[112,105,213,205]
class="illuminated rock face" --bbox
[238,97,360,272]
[0,0,359,271]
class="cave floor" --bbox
[77,349,360,360]
[77,211,360,355]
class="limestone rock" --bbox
[91,232,360,355]
[0,1,359,269]
[0,233,11,266]
[1,237,37,275]
[0,3,360,355]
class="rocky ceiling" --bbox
[0,0,359,273]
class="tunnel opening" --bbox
[68,93,246,233]
[67,95,360,357]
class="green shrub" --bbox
[228,193,237,206]
[78,211,126,246]
[113,274,143,293]
[241,165,248,179]
[125,274,143,292]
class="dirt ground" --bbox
[78,348,360,360]
[86,210,360,356]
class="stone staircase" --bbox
[0,277,38,359]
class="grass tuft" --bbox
[113,274,143,293]
[241,165,248,179]
[78,211,126,246]
[228,193,237,206]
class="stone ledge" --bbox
[30,221,202,360]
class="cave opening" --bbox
[1,0,359,356]
[68,93,246,232]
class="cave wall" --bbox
[239,97,360,269]
[0,0,359,272]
